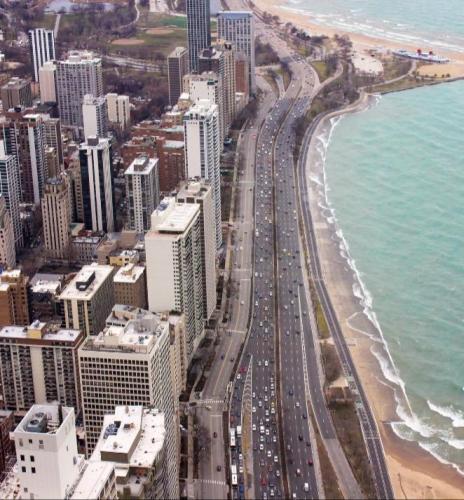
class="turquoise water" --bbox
[283,0,464,52]
[320,81,464,471]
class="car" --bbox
[252,406,256,413]
[267,450,272,458]
[213,432,217,438]
[288,389,293,396]
[274,455,278,463]
[298,435,303,441]
[217,465,221,472]
[272,435,277,443]
[260,444,264,451]
[220,354,224,360]
[304,482,310,491]
[264,360,269,367]
[252,424,256,431]
[302,413,307,420]
[230,357,235,362]
[296,468,301,476]
[308,458,313,466]
[295,401,300,408]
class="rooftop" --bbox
[92,406,165,468]
[13,404,74,436]
[114,264,145,284]
[59,264,113,301]
[0,322,81,343]
[164,140,184,149]
[62,50,101,64]
[81,312,168,354]
[71,461,114,500]
[168,46,188,58]
[177,179,211,200]
[124,155,158,176]
[149,197,199,234]
[218,10,253,17]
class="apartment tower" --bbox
[167,47,189,106]
[186,0,211,72]
[28,28,56,82]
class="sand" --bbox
[305,95,464,499]
[254,0,464,78]
[145,27,175,35]
[111,38,145,46]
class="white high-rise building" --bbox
[187,72,225,145]
[0,195,15,268]
[0,153,21,248]
[56,51,103,132]
[39,60,57,104]
[217,11,256,93]
[82,94,108,139]
[106,93,130,129]
[28,28,56,82]
[79,136,114,233]
[146,198,204,360]
[184,100,222,248]
[177,179,216,320]
[78,312,179,498]
[11,405,82,499]
[125,155,160,233]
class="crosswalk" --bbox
[197,478,228,486]
[196,398,224,406]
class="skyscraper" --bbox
[82,94,108,139]
[0,77,32,111]
[125,155,160,233]
[167,47,189,106]
[39,60,57,104]
[28,28,56,82]
[217,11,256,93]
[145,198,204,360]
[79,136,114,233]
[186,0,211,72]
[0,154,22,248]
[78,311,179,498]
[56,51,103,132]
[41,176,71,259]
[106,93,131,130]
[0,195,15,268]
[183,100,222,248]
[177,179,216,320]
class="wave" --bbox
[418,441,464,476]
[427,401,464,428]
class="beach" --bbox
[253,0,464,78]
[305,95,464,498]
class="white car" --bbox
[252,424,256,431]
[274,455,278,463]
[260,443,264,451]
[267,450,272,458]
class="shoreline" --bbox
[305,94,464,498]
[253,0,464,79]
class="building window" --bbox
[30,456,35,462]
[28,439,32,444]
[31,467,36,474]
[20,455,25,461]
[21,466,26,473]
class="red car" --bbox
[261,476,267,486]
[308,458,313,466]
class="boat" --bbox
[392,48,450,63]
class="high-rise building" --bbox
[1,111,47,205]
[186,0,211,72]
[0,410,14,475]
[0,77,32,111]
[183,100,222,248]
[124,155,160,233]
[79,136,115,233]
[8,404,117,500]
[82,94,108,139]
[78,311,179,498]
[235,51,250,98]
[187,72,225,145]
[43,116,64,168]
[155,136,185,193]
[177,180,216,320]
[29,273,65,322]
[39,60,57,104]
[199,43,236,138]
[106,93,131,130]
[217,11,255,93]
[167,47,189,106]
[146,198,204,361]
[0,322,83,412]
[28,28,56,82]
[42,176,71,259]
[56,51,103,132]
[113,263,147,309]
[0,195,15,268]
[83,406,168,499]
[0,153,21,248]
[0,269,29,326]
[59,264,114,337]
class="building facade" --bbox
[42,176,71,259]
[0,154,21,248]
[113,263,147,309]
[167,47,189,107]
[0,322,83,413]
[59,264,114,337]
[79,136,115,233]
[78,312,179,498]
[39,60,57,104]
[56,51,103,132]
[183,100,222,249]
[0,77,32,111]
[217,11,255,93]
[0,269,29,327]
[145,198,204,361]
[82,94,108,139]
[186,0,211,72]
[125,155,160,233]
[106,93,131,130]
[0,195,15,268]
[28,28,56,82]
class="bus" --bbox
[230,428,236,448]
[231,474,238,487]
[231,464,237,476]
